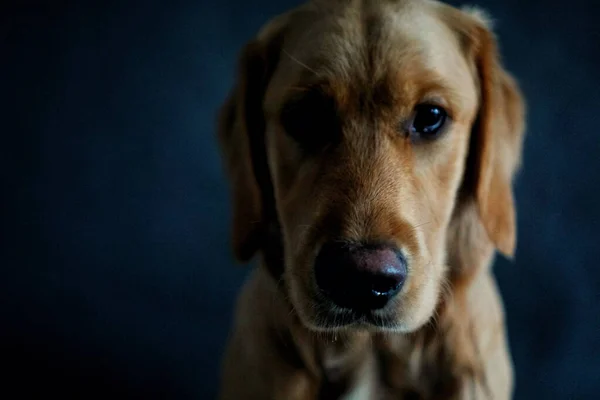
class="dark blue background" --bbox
[2,0,599,398]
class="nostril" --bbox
[314,241,408,310]
[369,273,403,295]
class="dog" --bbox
[216,0,525,398]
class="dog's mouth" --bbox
[289,268,437,334]
[308,301,402,332]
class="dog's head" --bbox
[218,0,525,333]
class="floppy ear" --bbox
[464,12,526,258]
[217,17,288,262]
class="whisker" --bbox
[283,49,318,75]
[414,220,432,229]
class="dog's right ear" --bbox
[217,15,289,263]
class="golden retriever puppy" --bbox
[216,0,525,398]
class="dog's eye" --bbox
[409,104,447,139]
[279,90,340,152]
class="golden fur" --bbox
[216,0,525,398]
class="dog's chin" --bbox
[291,294,436,335]
[304,309,410,333]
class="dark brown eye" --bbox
[409,104,447,139]
[279,89,340,152]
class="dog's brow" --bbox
[405,73,466,114]
[281,82,332,105]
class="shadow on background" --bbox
[2,0,600,398]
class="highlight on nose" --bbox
[314,241,408,311]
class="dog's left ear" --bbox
[457,10,526,258]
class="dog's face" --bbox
[218,0,525,333]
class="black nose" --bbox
[314,241,407,311]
